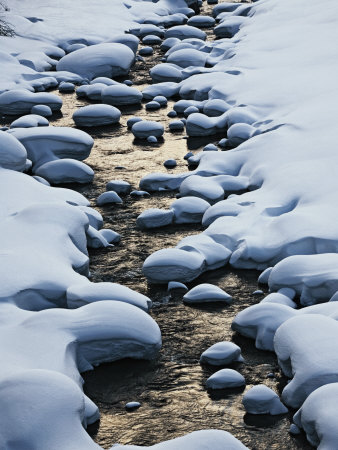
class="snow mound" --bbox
[131,121,164,139]
[136,209,174,230]
[57,43,135,80]
[165,25,206,41]
[106,180,131,195]
[96,191,123,206]
[183,283,232,304]
[0,131,27,171]
[200,341,243,366]
[35,159,94,184]
[170,196,210,224]
[73,104,121,127]
[242,385,288,415]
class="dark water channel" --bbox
[2,1,313,448]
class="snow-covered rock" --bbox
[150,64,183,83]
[167,49,207,68]
[132,121,164,139]
[242,385,288,415]
[169,120,185,131]
[139,46,154,56]
[31,104,53,117]
[0,131,27,171]
[200,342,243,366]
[57,43,135,80]
[73,104,121,127]
[96,191,123,206]
[164,159,177,169]
[10,114,49,128]
[142,35,161,45]
[35,159,94,184]
[59,81,75,93]
[183,283,232,304]
[102,85,142,106]
[170,196,210,223]
[206,369,245,389]
[165,25,207,41]
[136,208,174,230]
[0,90,62,115]
[106,180,131,195]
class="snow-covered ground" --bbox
[2,0,338,447]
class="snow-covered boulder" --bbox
[150,64,183,83]
[203,99,230,117]
[0,131,27,171]
[58,81,75,93]
[66,282,151,311]
[143,248,206,283]
[142,82,180,100]
[187,15,215,28]
[136,208,174,230]
[108,34,140,53]
[106,180,131,195]
[169,120,185,131]
[200,341,243,365]
[165,25,207,41]
[76,83,107,101]
[274,314,338,408]
[10,114,49,128]
[170,196,210,223]
[0,90,62,115]
[214,16,246,38]
[31,104,53,117]
[102,85,142,106]
[167,49,207,68]
[73,104,121,127]
[131,121,164,139]
[206,369,245,390]
[8,127,93,170]
[57,43,135,80]
[161,37,181,52]
[183,283,232,304]
[293,383,338,449]
[34,159,94,184]
[96,191,123,206]
[242,385,288,415]
[142,34,161,45]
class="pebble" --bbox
[200,341,243,366]
[146,101,161,110]
[31,104,52,117]
[130,190,150,197]
[184,105,199,117]
[167,110,177,118]
[203,143,218,151]
[125,402,141,411]
[96,191,123,206]
[164,159,177,169]
[147,135,158,143]
[184,151,194,160]
[153,96,167,107]
[139,47,153,56]
[169,120,185,131]
[127,117,142,129]
[168,281,188,292]
[106,180,131,195]
[206,369,245,390]
[124,80,133,86]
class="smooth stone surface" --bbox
[146,101,161,110]
[153,95,167,106]
[132,121,164,139]
[169,120,185,131]
[200,342,243,366]
[136,208,174,230]
[34,159,94,184]
[31,104,53,117]
[242,385,288,415]
[102,85,143,106]
[73,104,121,127]
[168,281,188,292]
[142,35,161,45]
[164,159,177,169]
[127,117,142,129]
[139,46,153,56]
[206,369,245,389]
[10,115,49,129]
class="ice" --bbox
[183,283,232,304]
[242,385,288,415]
[114,430,247,450]
[206,369,245,390]
[293,383,338,449]
[165,25,207,41]
[106,180,131,195]
[73,104,121,127]
[0,131,28,171]
[170,196,210,223]
[136,208,174,230]
[57,43,135,80]
[131,121,164,139]
[274,314,338,408]
[96,191,123,206]
[0,90,62,115]
[10,114,49,128]
[102,85,143,106]
[200,341,243,366]
[8,126,93,170]
[66,282,151,311]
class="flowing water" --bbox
[2,1,313,448]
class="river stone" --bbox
[106,180,131,195]
[153,96,167,106]
[96,191,123,206]
[125,402,141,411]
[31,104,53,117]
[200,342,243,366]
[73,104,121,127]
[242,385,288,415]
[164,159,177,169]
[10,114,49,128]
[142,35,162,45]
[108,33,140,54]
[146,101,161,111]
[170,196,210,224]
[136,208,174,230]
[169,120,185,131]
[183,283,232,304]
[143,248,206,283]
[59,82,75,93]
[203,99,230,117]
[131,121,164,139]
[187,15,216,28]
[102,85,143,106]
[139,46,153,56]
[206,369,245,390]
[127,117,142,129]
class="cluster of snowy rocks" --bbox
[1,0,338,447]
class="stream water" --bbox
[2,1,313,448]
